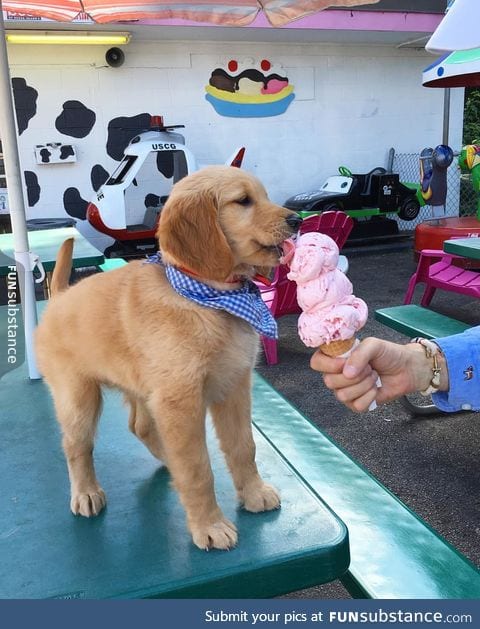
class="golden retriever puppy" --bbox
[35,166,302,550]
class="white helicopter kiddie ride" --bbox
[87,115,245,257]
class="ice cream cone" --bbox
[287,231,381,410]
[319,337,356,357]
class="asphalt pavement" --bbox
[256,239,480,599]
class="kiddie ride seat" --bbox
[414,144,480,261]
[283,166,422,223]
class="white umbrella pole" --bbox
[0,9,41,379]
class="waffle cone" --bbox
[319,337,356,357]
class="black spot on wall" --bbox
[55,101,96,138]
[60,145,75,160]
[12,78,38,135]
[39,148,51,163]
[107,113,151,161]
[63,187,89,220]
[156,151,174,179]
[91,164,110,192]
[24,171,40,207]
[144,193,161,208]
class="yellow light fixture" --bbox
[5,31,131,45]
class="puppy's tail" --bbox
[50,238,74,296]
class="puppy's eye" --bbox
[236,196,252,207]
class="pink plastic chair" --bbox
[259,212,354,365]
[404,248,480,306]
[299,212,353,247]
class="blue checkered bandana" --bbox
[145,253,278,339]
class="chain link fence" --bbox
[390,149,479,231]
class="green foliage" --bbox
[463,88,480,145]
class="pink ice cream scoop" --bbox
[283,232,368,349]
[286,232,339,281]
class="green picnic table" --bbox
[0,227,104,276]
[443,236,480,260]
[0,302,350,599]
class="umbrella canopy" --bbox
[0,0,378,380]
[426,0,480,54]
[3,0,379,27]
[422,0,480,143]
[423,48,480,89]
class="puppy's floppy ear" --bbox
[158,189,235,281]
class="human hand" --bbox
[310,337,445,412]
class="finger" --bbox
[310,350,345,374]
[324,364,373,390]
[348,387,379,413]
[333,371,379,405]
[342,337,386,379]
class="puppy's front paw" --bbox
[240,481,281,513]
[191,517,238,551]
[70,488,106,517]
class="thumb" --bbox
[343,337,381,379]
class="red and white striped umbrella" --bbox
[3,0,379,27]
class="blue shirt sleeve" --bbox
[431,326,480,412]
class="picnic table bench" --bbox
[1,260,479,599]
[375,304,470,340]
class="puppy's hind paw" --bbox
[240,482,281,513]
[191,517,238,551]
[70,488,106,517]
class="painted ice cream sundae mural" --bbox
[205,58,295,118]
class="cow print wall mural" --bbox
[39,148,52,164]
[55,101,96,138]
[60,145,75,160]
[10,75,175,254]
[91,164,110,192]
[24,171,40,207]
[12,77,38,135]
[106,113,151,161]
[63,187,89,221]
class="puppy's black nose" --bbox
[286,213,302,231]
